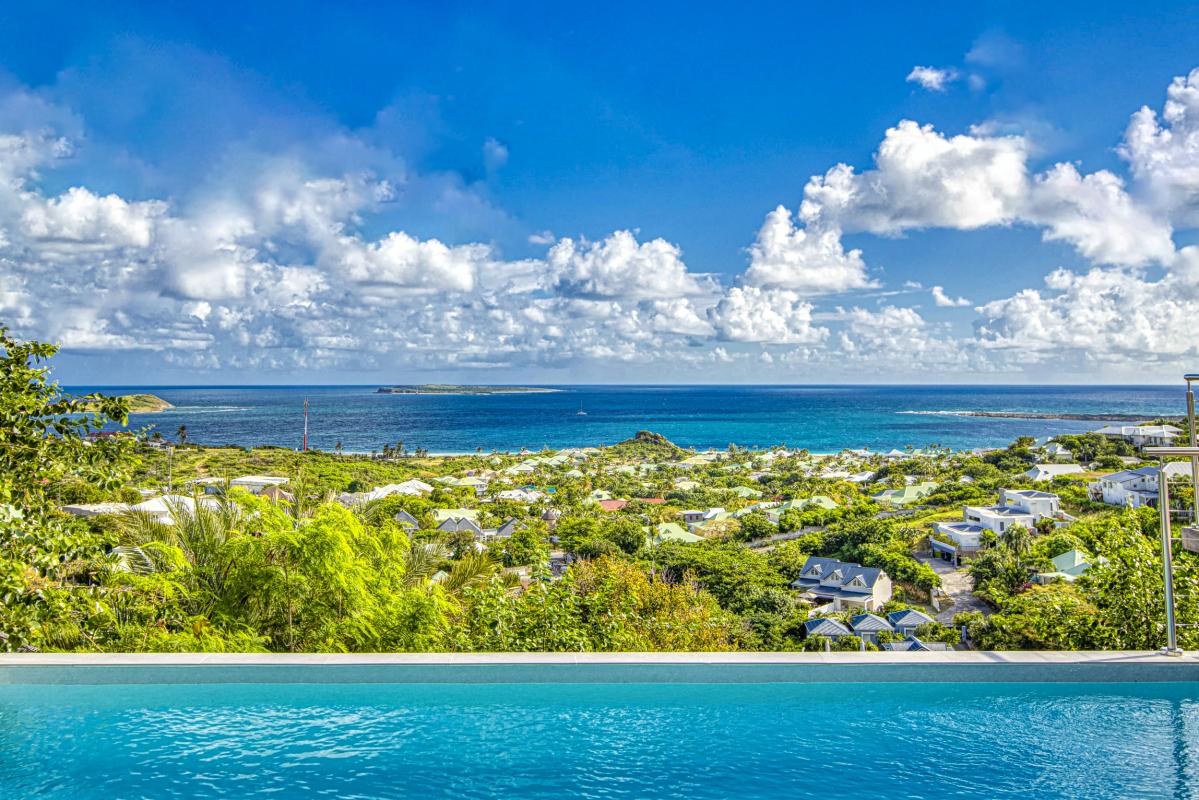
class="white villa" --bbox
[130,494,221,525]
[495,488,546,503]
[1023,463,1083,482]
[933,489,1067,563]
[229,475,289,493]
[1094,424,1182,448]
[1086,463,1195,508]
[338,479,434,505]
[999,488,1063,518]
[1040,441,1074,461]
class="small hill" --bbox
[121,394,174,413]
[606,430,686,460]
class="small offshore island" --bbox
[376,384,561,395]
[101,393,173,413]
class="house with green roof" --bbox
[1035,549,1101,584]
[433,508,480,524]
[765,496,838,523]
[872,481,938,506]
[690,511,734,535]
[645,522,705,546]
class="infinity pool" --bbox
[0,680,1195,799]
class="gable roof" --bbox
[792,556,885,596]
[804,618,853,637]
[433,508,480,523]
[887,609,935,628]
[437,516,482,534]
[778,495,839,512]
[849,613,893,633]
[648,522,704,544]
[882,635,950,652]
[1024,464,1083,480]
[872,481,938,504]
[393,509,420,527]
[1099,466,1160,483]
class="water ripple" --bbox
[0,682,1196,799]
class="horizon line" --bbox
[61,382,1185,389]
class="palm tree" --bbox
[439,549,513,595]
[334,441,343,455]
[1000,524,1033,559]
[120,495,247,615]
[176,424,188,445]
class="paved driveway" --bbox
[918,555,992,624]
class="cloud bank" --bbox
[3,64,1199,381]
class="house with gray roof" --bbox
[437,515,519,540]
[1086,463,1193,509]
[437,516,483,537]
[803,617,853,639]
[887,608,935,637]
[849,612,893,644]
[393,509,420,529]
[791,556,892,612]
[882,635,950,652]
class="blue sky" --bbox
[3,2,1199,383]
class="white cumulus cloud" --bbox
[800,120,1029,234]
[906,66,959,92]
[708,287,827,344]
[931,285,971,307]
[742,205,876,294]
[547,230,712,301]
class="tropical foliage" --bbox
[2,328,1193,654]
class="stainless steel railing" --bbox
[1142,373,1199,655]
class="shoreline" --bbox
[898,410,1175,422]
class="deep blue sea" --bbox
[75,384,1185,453]
[1,681,1196,799]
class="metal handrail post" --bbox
[1158,456,1182,655]
[1186,375,1199,524]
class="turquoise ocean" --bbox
[76,384,1185,453]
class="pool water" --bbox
[0,682,1195,799]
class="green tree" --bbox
[738,512,775,542]
[600,516,644,554]
[0,328,134,651]
[1000,524,1033,559]
[497,521,550,567]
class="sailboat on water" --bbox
[576,399,587,416]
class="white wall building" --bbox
[933,489,1066,564]
[1023,464,1084,482]
[999,488,1061,518]
[1085,464,1193,507]
[1093,424,1182,448]
[230,475,289,493]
